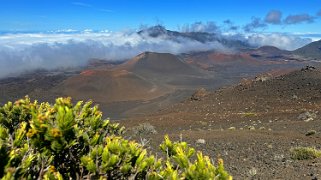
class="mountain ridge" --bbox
[138,25,252,49]
[294,39,321,60]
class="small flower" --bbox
[49,165,56,173]
[26,129,37,138]
[40,124,47,129]
[50,128,62,138]
[37,114,46,122]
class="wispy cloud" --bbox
[261,10,319,27]
[179,21,220,33]
[284,13,315,24]
[72,2,92,8]
[72,2,114,13]
[99,9,113,13]
[241,10,319,32]
[264,10,282,24]
[243,17,267,32]
[39,15,48,19]
[223,20,239,31]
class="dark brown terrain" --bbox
[122,66,321,179]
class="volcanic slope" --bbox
[120,52,214,87]
[56,52,215,101]
[294,39,321,60]
[51,52,227,118]
[122,66,321,179]
[184,46,317,80]
[124,52,202,76]
[56,69,169,102]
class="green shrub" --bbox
[0,97,232,179]
[290,147,321,160]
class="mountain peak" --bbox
[137,25,252,49]
[257,46,281,51]
[138,25,168,37]
[124,52,202,76]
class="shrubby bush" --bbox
[290,147,321,160]
[0,97,232,179]
[131,123,157,136]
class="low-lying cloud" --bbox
[246,33,312,50]
[0,31,228,78]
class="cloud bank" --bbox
[0,31,229,78]
[246,33,312,50]
[0,22,315,78]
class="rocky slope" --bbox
[122,66,321,179]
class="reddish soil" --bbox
[57,69,171,102]
[80,70,96,76]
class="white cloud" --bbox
[179,21,220,33]
[246,33,312,50]
[292,32,321,42]
[264,10,282,24]
[0,31,228,78]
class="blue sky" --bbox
[0,0,320,33]
[0,0,320,78]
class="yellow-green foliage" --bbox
[0,97,232,179]
[240,112,257,117]
[290,147,321,160]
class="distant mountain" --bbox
[245,46,291,60]
[46,52,233,118]
[293,40,321,60]
[56,53,200,103]
[123,52,202,76]
[183,44,317,81]
[255,46,289,55]
[138,25,252,49]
